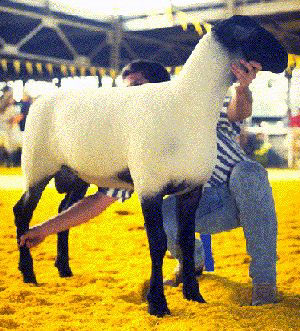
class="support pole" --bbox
[226,0,236,17]
[109,16,123,86]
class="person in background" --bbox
[238,129,287,168]
[288,107,300,168]
[18,91,33,132]
[0,86,22,166]
[289,107,300,128]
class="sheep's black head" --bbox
[212,15,288,73]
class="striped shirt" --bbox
[97,187,133,202]
[98,96,248,201]
[204,96,248,188]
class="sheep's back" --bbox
[49,88,131,179]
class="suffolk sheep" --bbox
[14,15,287,317]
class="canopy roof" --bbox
[0,0,299,81]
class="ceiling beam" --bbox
[124,1,300,30]
[0,4,112,34]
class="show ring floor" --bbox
[0,166,299,330]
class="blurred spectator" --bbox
[289,107,300,128]
[238,128,258,159]
[0,86,23,166]
[288,107,300,168]
[18,91,33,132]
[238,128,287,168]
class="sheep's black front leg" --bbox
[141,195,170,317]
[176,187,205,303]
[55,180,89,277]
[14,178,51,283]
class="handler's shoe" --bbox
[163,264,204,287]
[251,283,278,306]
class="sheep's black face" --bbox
[241,24,288,73]
[213,15,288,73]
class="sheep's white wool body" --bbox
[22,32,234,198]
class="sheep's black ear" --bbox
[241,27,288,73]
[212,15,288,73]
[212,16,257,51]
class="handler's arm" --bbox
[19,193,117,248]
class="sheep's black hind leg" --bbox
[55,180,89,277]
[55,230,72,277]
[14,177,52,283]
[141,195,170,317]
[176,187,205,303]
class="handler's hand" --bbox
[18,226,46,248]
[231,59,262,88]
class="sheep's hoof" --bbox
[148,302,171,317]
[54,260,73,278]
[22,271,37,284]
[185,292,206,303]
[183,281,206,303]
[183,287,206,303]
[19,265,37,284]
[147,293,171,317]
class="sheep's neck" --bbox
[174,32,233,114]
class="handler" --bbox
[162,60,278,308]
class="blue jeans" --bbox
[162,160,277,285]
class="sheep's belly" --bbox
[75,173,134,191]
[167,155,216,186]
[132,145,217,197]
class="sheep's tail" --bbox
[21,94,60,192]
